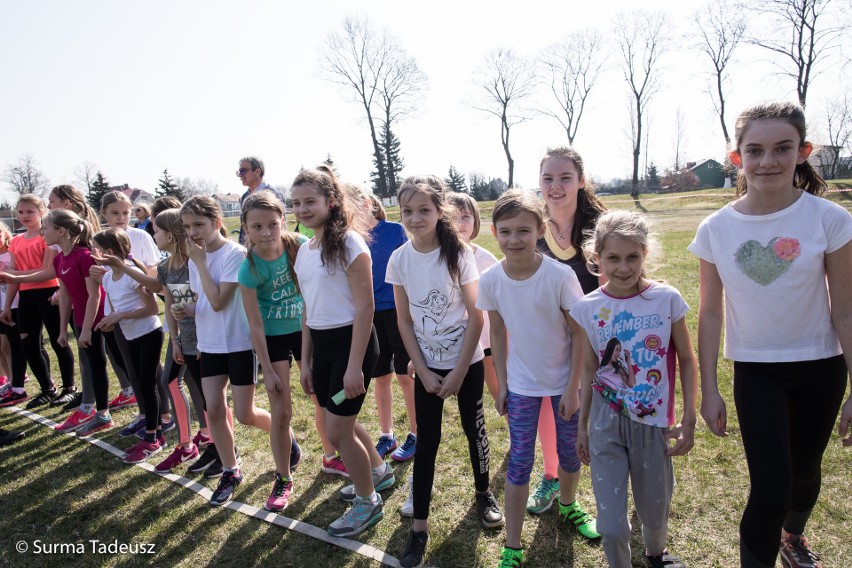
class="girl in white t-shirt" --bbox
[388,175,502,568]
[476,191,587,568]
[179,195,269,507]
[689,101,852,568]
[92,229,164,463]
[291,165,390,538]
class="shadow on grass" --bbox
[632,197,648,212]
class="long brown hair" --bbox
[240,192,302,290]
[44,209,94,249]
[397,175,466,284]
[154,208,189,272]
[180,195,227,237]
[93,228,147,273]
[51,185,101,231]
[291,165,370,273]
[733,100,826,197]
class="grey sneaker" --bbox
[475,489,505,528]
[338,463,395,502]
[327,494,384,537]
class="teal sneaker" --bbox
[327,494,384,537]
[526,474,560,514]
[559,500,601,540]
[339,463,395,502]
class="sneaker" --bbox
[55,409,95,433]
[327,494,384,537]
[265,473,294,512]
[188,443,220,474]
[61,391,83,411]
[157,432,168,449]
[0,377,7,389]
[475,490,505,528]
[0,428,25,446]
[780,533,822,568]
[76,414,114,437]
[155,444,199,473]
[0,389,29,408]
[50,387,78,407]
[497,546,524,568]
[400,474,415,518]
[290,435,302,471]
[645,551,687,568]
[137,420,174,439]
[108,392,137,410]
[192,430,211,449]
[25,389,57,409]
[123,439,162,464]
[391,432,416,462]
[0,380,10,396]
[399,529,429,568]
[210,469,243,506]
[205,447,241,479]
[120,416,146,437]
[559,500,601,540]
[339,463,396,502]
[526,474,560,514]
[375,434,398,458]
[321,454,350,478]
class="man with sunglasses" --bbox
[237,156,286,245]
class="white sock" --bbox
[373,462,388,476]
[368,491,379,504]
[79,403,95,414]
[382,431,394,439]
[121,387,134,396]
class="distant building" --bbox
[687,159,725,189]
[213,193,242,217]
[110,184,154,204]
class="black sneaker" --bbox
[205,446,241,479]
[290,433,302,471]
[210,469,243,506]
[188,443,219,474]
[62,391,83,410]
[0,428,25,446]
[25,389,57,409]
[51,387,78,407]
[399,530,428,568]
[475,490,505,528]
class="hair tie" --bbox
[126,253,134,261]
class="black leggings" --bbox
[734,355,847,567]
[126,328,164,431]
[17,287,75,391]
[5,308,47,389]
[412,360,490,521]
[74,326,110,411]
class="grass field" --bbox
[1,189,850,567]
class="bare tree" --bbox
[538,29,607,145]
[748,0,845,109]
[322,17,426,198]
[814,95,851,179]
[695,0,746,145]
[613,11,669,198]
[673,106,686,171]
[474,48,536,189]
[176,176,219,198]
[74,161,99,194]
[2,154,50,197]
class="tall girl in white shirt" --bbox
[690,101,852,568]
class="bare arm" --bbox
[488,309,509,415]
[560,313,586,419]
[574,325,599,466]
[394,284,443,393]
[242,284,280,390]
[93,252,163,292]
[826,241,852,447]
[666,316,698,457]
[697,259,728,437]
[342,253,374,398]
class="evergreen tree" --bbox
[323,154,340,176]
[445,166,468,193]
[156,168,184,201]
[87,171,111,210]
[646,162,661,193]
[371,123,405,198]
[469,173,491,202]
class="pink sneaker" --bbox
[155,444,200,473]
[0,389,28,408]
[264,474,293,512]
[55,409,95,432]
[321,454,350,478]
[109,392,137,410]
[123,439,162,464]
[192,430,211,449]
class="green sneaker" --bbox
[526,475,560,514]
[497,546,523,568]
[559,500,601,540]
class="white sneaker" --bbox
[400,474,414,518]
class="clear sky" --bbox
[1,0,848,203]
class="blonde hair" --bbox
[17,194,47,215]
[44,209,94,248]
[491,190,546,229]
[446,191,482,239]
[0,221,11,250]
[100,190,132,214]
[581,210,660,281]
[154,208,189,271]
[51,185,101,231]
[180,195,227,237]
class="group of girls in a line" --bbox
[0,100,849,568]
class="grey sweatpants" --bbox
[589,391,674,567]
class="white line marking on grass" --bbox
[7,406,401,567]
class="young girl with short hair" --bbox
[181,195,271,506]
[573,210,697,568]
[0,195,77,408]
[476,190,586,568]
[238,192,306,512]
[291,165,392,537]
[93,228,164,460]
[388,175,502,568]
[41,210,114,436]
[690,100,852,568]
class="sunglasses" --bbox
[236,168,255,176]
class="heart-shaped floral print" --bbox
[735,237,800,286]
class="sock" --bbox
[224,467,241,477]
[12,387,25,394]
[79,404,95,414]
[144,432,156,443]
[367,491,379,504]
[325,453,337,460]
[121,387,134,396]
[382,431,394,439]
[373,462,388,476]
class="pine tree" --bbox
[156,168,184,201]
[87,171,111,210]
[646,162,661,193]
[371,123,405,198]
[445,166,468,193]
[323,154,340,176]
